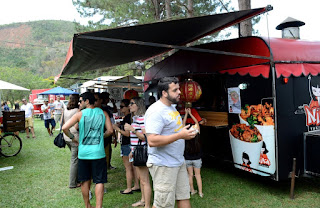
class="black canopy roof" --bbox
[60,6,272,76]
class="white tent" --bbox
[107,75,143,90]
[107,75,143,100]
[0,80,29,117]
[0,80,29,91]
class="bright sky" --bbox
[0,0,319,41]
[0,0,87,25]
[248,0,320,41]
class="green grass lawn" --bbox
[1,118,320,207]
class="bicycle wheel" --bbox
[0,134,22,157]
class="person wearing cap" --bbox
[41,99,56,136]
[21,98,36,138]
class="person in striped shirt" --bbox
[124,97,151,208]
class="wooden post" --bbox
[290,158,297,199]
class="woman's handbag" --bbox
[54,113,66,148]
[133,134,148,166]
[54,132,66,148]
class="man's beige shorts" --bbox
[25,117,34,128]
[54,114,61,124]
[148,163,190,208]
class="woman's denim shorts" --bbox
[185,159,202,169]
[121,144,131,157]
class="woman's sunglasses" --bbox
[129,102,136,106]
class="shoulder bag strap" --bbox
[59,111,64,133]
[144,134,148,144]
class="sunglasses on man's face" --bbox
[120,105,126,108]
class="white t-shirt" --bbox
[21,103,34,118]
[53,101,64,115]
[41,104,51,120]
[145,100,185,167]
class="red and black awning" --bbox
[59,6,271,77]
[144,36,320,84]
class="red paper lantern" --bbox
[124,89,139,100]
[180,79,202,103]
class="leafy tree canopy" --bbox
[0,67,53,107]
[72,0,233,31]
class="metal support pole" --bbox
[290,158,297,199]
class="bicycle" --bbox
[0,110,24,157]
[0,132,22,157]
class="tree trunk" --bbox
[238,0,252,37]
[165,0,172,19]
[187,0,194,17]
[151,0,161,20]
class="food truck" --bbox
[58,5,320,181]
[143,36,320,181]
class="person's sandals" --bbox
[26,136,30,139]
[131,188,141,192]
[132,200,145,207]
[191,190,198,195]
[120,190,133,194]
[199,193,204,198]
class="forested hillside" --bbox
[0,20,79,105]
[0,20,76,78]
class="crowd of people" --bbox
[61,77,204,208]
[1,76,204,208]
[1,96,69,139]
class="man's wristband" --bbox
[70,134,75,139]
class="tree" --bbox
[151,0,161,20]
[72,0,232,31]
[0,67,53,107]
[187,0,194,17]
[165,0,172,18]
[238,0,252,37]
